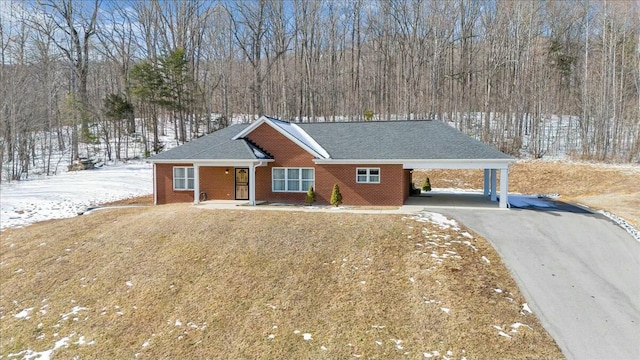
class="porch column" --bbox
[483,169,490,196]
[499,168,509,208]
[193,164,200,205]
[249,163,256,206]
[490,169,497,202]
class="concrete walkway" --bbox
[195,192,505,214]
[434,207,640,360]
[195,200,424,214]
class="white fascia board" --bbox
[313,158,514,169]
[149,159,273,166]
[289,122,331,159]
[232,116,329,160]
[231,115,269,140]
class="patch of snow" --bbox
[321,345,327,350]
[0,162,152,231]
[494,288,503,293]
[598,210,640,243]
[14,308,33,319]
[302,333,312,340]
[61,306,87,321]
[440,307,450,314]
[462,241,477,251]
[481,256,490,264]
[174,320,182,326]
[268,334,275,339]
[125,281,133,287]
[521,303,533,314]
[510,322,532,332]
[8,335,72,360]
[498,331,512,338]
[413,211,460,230]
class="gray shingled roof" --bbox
[150,119,512,161]
[297,120,513,160]
[149,124,268,160]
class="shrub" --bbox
[422,177,432,192]
[364,108,374,121]
[305,186,316,205]
[330,183,343,207]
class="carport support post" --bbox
[499,168,509,208]
[193,164,200,205]
[490,169,497,202]
[483,169,490,196]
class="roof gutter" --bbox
[313,158,515,169]
[148,159,274,166]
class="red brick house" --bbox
[149,116,514,207]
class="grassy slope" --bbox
[1,205,562,359]
[414,160,640,228]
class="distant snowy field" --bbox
[0,162,152,231]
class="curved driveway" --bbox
[437,208,640,360]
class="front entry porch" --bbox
[190,161,271,206]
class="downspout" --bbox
[249,161,267,206]
[153,163,157,205]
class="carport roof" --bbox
[297,120,512,160]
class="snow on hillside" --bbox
[0,162,152,231]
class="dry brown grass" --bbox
[413,160,640,227]
[0,205,562,359]
[100,194,154,206]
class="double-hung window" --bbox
[356,168,380,183]
[173,166,195,190]
[272,167,314,192]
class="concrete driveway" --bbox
[436,207,640,359]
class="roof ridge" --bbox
[297,119,435,124]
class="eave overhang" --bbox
[312,158,515,169]
[147,159,274,166]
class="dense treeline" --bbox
[1,0,638,181]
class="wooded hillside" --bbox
[1,0,638,181]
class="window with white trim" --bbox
[173,166,195,190]
[356,168,380,183]
[272,167,314,192]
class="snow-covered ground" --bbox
[0,162,152,231]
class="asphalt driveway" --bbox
[436,207,640,360]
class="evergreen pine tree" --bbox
[330,183,343,206]
[305,186,316,205]
[422,177,432,192]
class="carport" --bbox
[403,159,513,208]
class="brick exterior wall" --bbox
[155,122,412,206]
[247,123,408,206]
[200,167,236,200]
[248,123,317,203]
[155,163,195,204]
[155,164,236,204]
